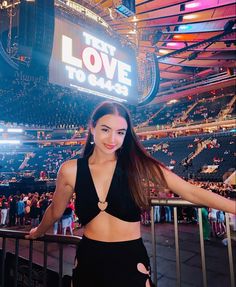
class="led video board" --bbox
[49,16,138,103]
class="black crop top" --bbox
[74,156,141,226]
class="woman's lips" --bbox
[104,144,116,150]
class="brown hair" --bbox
[83,101,168,208]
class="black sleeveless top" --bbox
[74,156,141,226]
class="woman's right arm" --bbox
[161,166,236,214]
[25,160,77,239]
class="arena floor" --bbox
[1,222,235,287]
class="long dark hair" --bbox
[83,101,168,208]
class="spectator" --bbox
[0,195,8,226]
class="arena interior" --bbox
[0,1,235,287]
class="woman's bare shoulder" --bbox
[58,159,78,185]
[60,159,78,169]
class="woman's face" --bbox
[91,114,128,155]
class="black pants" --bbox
[72,236,155,287]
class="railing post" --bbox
[173,207,181,287]
[1,237,6,287]
[225,212,235,287]
[28,240,33,287]
[59,244,64,287]
[43,242,48,287]
[14,239,19,287]
[198,208,207,287]
[151,205,157,286]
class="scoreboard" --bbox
[0,0,139,104]
[49,13,138,104]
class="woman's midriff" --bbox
[83,211,141,242]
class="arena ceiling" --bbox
[83,0,236,101]
[0,0,235,104]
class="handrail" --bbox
[151,198,196,207]
[0,200,235,287]
[0,230,81,287]
[0,229,82,244]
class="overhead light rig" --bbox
[158,24,235,60]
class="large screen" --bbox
[49,15,138,104]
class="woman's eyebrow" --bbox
[100,124,111,129]
[100,124,127,131]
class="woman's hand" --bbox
[25,160,76,240]
[25,227,43,240]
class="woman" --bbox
[201,208,211,241]
[61,201,74,235]
[26,101,235,287]
[208,207,219,237]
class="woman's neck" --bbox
[89,148,117,164]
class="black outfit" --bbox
[9,199,17,226]
[74,156,141,225]
[73,156,154,287]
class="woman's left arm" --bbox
[161,167,236,214]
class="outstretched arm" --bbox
[26,160,77,239]
[161,167,236,214]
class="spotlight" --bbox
[180,4,185,11]
[114,0,135,17]
[188,51,200,61]
[150,30,162,46]
[224,41,232,48]
[224,20,236,32]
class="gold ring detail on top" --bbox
[98,201,108,211]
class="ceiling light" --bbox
[183,14,198,20]
[185,3,200,9]
[173,35,182,39]
[159,49,169,54]
[179,25,192,30]
[167,42,178,47]
[7,128,23,133]
[0,140,21,144]
[167,99,178,105]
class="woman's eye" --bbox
[118,131,125,136]
[101,128,109,132]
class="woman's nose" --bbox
[108,132,116,142]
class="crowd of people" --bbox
[0,191,80,234]
[0,76,235,130]
[0,192,53,227]
[140,180,234,242]
[0,178,234,242]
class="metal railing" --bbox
[150,198,235,287]
[0,229,81,287]
[0,200,235,287]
